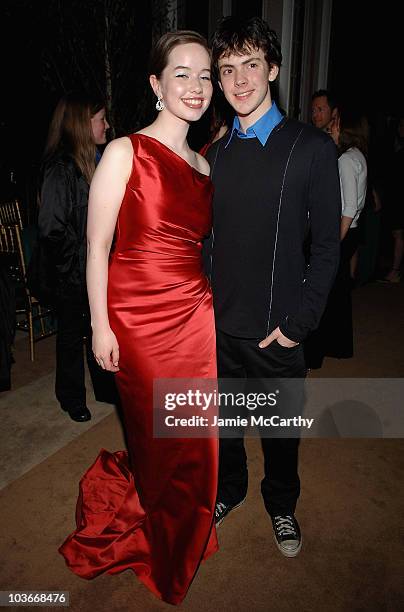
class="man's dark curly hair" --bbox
[211,16,282,81]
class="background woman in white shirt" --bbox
[334,115,368,241]
[304,112,368,367]
[327,112,368,358]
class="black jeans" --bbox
[216,329,306,517]
[55,293,118,410]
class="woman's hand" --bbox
[92,327,120,372]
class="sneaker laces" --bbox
[215,501,227,520]
[273,515,297,537]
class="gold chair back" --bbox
[0,199,23,229]
[0,218,55,361]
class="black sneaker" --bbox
[271,514,302,557]
[215,497,246,526]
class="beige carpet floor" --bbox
[0,367,114,490]
[0,281,403,611]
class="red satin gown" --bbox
[59,134,218,605]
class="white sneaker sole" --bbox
[274,535,302,557]
[215,496,247,527]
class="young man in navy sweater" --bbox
[205,16,341,557]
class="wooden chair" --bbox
[0,199,23,229]
[0,219,56,361]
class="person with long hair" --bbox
[59,32,217,605]
[305,111,368,367]
[199,90,233,156]
[39,92,117,422]
[331,113,369,242]
[326,112,368,356]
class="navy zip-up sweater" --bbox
[205,117,341,343]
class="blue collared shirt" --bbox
[225,101,284,148]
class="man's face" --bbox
[217,47,278,129]
[311,96,333,130]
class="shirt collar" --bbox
[225,101,284,148]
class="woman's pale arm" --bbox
[340,215,354,241]
[87,137,132,371]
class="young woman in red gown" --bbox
[59,31,218,605]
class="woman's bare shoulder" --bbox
[96,137,134,183]
[104,136,133,157]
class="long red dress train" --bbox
[59,134,218,605]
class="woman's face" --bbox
[151,42,212,123]
[91,108,109,145]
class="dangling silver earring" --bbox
[156,96,165,111]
